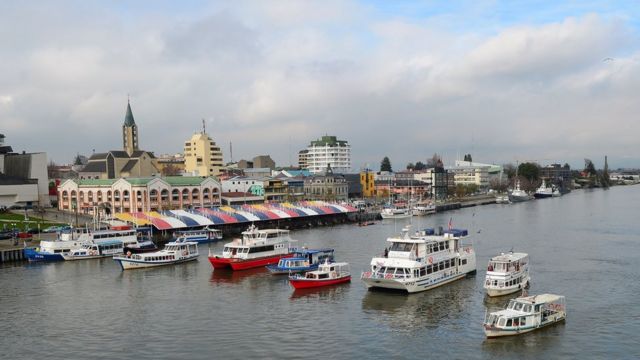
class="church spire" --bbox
[124,99,135,127]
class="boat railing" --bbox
[361,271,410,280]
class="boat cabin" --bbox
[484,294,566,330]
[305,262,350,279]
[487,252,528,273]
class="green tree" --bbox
[503,163,516,179]
[427,153,441,168]
[406,163,415,170]
[518,162,540,182]
[414,161,426,170]
[584,159,597,177]
[380,157,393,172]
[601,156,610,188]
[463,154,473,162]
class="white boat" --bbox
[552,187,561,197]
[380,207,412,219]
[361,226,476,293]
[484,252,530,297]
[113,239,199,270]
[483,294,566,338]
[412,203,436,216]
[61,240,126,261]
[534,179,553,198]
[508,180,530,203]
[289,261,351,289]
[495,194,510,204]
[173,228,222,244]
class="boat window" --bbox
[439,242,445,251]
[319,273,329,279]
[444,259,450,268]
[414,269,419,277]
[506,319,512,327]
[508,301,515,309]
[514,303,524,311]
[521,317,527,326]
[390,242,412,252]
[461,259,467,265]
[427,266,432,274]
[534,305,540,313]
[445,242,449,250]
[524,305,532,313]
[498,318,506,327]
[438,262,444,271]
[420,267,426,276]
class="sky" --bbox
[1,0,639,171]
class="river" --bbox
[1,186,639,359]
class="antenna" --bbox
[202,118,206,134]
[230,141,233,163]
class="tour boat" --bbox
[361,226,476,293]
[483,294,566,338]
[412,203,436,216]
[266,248,334,274]
[508,180,530,203]
[289,261,351,289]
[173,228,222,244]
[484,252,530,297]
[208,225,296,271]
[61,240,127,261]
[380,207,412,219]
[113,239,199,270]
[534,179,554,198]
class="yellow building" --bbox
[360,169,375,197]
[184,127,224,177]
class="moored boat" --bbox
[495,194,510,204]
[113,239,199,270]
[173,228,223,244]
[361,226,476,293]
[534,179,553,199]
[412,203,436,216]
[508,180,530,203]
[266,248,334,274]
[380,207,412,219]
[289,261,351,289]
[484,252,530,297]
[483,294,566,338]
[61,240,126,261]
[208,225,296,271]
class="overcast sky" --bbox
[1,1,639,171]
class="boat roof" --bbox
[166,241,198,246]
[294,248,334,254]
[319,262,349,267]
[490,252,528,262]
[515,294,564,304]
[95,240,123,246]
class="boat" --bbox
[24,227,151,262]
[484,252,530,297]
[173,228,222,244]
[495,194,510,204]
[357,221,376,227]
[534,179,553,198]
[124,227,158,254]
[508,179,530,203]
[113,239,199,270]
[61,240,127,261]
[208,225,296,271]
[266,248,334,274]
[289,261,351,289]
[483,294,566,338]
[380,206,412,219]
[360,226,476,293]
[412,203,436,216]
[552,186,561,197]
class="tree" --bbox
[380,157,392,172]
[427,153,442,168]
[406,163,415,170]
[584,159,597,177]
[414,161,427,171]
[503,163,516,179]
[517,162,540,182]
[47,160,58,179]
[463,154,473,162]
[601,156,611,188]
[161,164,182,176]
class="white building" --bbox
[0,134,50,207]
[304,135,351,174]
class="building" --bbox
[156,153,186,176]
[303,135,351,174]
[448,163,491,189]
[253,155,275,170]
[0,134,50,207]
[244,168,271,178]
[539,163,572,193]
[342,174,363,198]
[432,161,450,201]
[373,180,429,201]
[183,123,224,177]
[58,176,221,215]
[79,101,161,179]
[360,169,375,197]
[303,172,348,201]
[298,149,309,169]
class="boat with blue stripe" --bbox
[173,228,222,244]
[266,248,334,274]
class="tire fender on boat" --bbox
[428,256,433,265]
[331,271,337,278]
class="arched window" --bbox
[136,190,142,201]
[203,188,210,200]
[79,191,84,203]
[97,191,102,202]
[150,189,158,202]
[161,189,169,201]
[123,190,130,201]
[191,188,199,200]
[114,190,120,202]
[87,191,93,202]
[62,190,68,201]
[182,189,189,200]
[172,189,180,201]
[71,190,77,202]
[107,190,112,202]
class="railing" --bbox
[361,271,410,280]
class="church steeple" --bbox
[123,98,139,155]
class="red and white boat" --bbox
[288,262,351,289]
[208,225,295,271]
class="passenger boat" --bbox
[24,237,84,262]
[534,179,553,198]
[495,194,510,204]
[483,294,566,338]
[266,248,334,274]
[61,240,127,261]
[508,180,530,203]
[113,239,199,270]
[484,252,530,297]
[173,228,222,244]
[289,262,351,289]
[380,207,412,219]
[361,226,476,293]
[208,225,296,271]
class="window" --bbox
[498,318,506,327]
[506,319,512,327]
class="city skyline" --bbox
[1,1,639,170]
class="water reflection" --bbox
[209,267,272,285]
[361,278,476,331]
[289,282,351,300]
[481,321,565,353]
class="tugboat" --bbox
[208,225,296,271]
[113,239,199,270]
[266,248,334,274]
[484,252,530,297]
[483,294,566,338]
[361,225,476,293]
[289,261,351,289]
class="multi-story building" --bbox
[360,169,375,197]
[303,172,348,201]
[253,155,275,170]
[184,125,224,177]
[58,176,221,215]
[539,163,572,193]
[303,135,351,174]
[432,161,451,201]
[298,150,309,169]
[448,164,490,189]
[156,153,186,176]
[0,134,50,207]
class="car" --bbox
[26,228,40,234]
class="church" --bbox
[79,101,160,179]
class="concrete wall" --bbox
[0,184,39,207]
[2,152,50,206]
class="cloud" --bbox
[0,2,639,169]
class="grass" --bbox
[0,212,66,231]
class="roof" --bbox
[110,151,130,158]
[88,153,108,160]
[75,179,117,186]
[124,101,135,127]
[309,135,348,147]
[121,159,138,172]
[490,252,528,262]
[80,161,107,173]
[163,176,207,186]
[125,177,153,186]
[517,294,564,304]
[130,150,155,158]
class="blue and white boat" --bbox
[173,228,222,244]
[113,239,199,270]
[61,240,126,261]
[266,248,334,274]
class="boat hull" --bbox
[508,194,530,202]
[266,264,318,275]
[209,254,293,271]
[115,256,198,270]
[24,248,64,262]
[533,193,552,199]
[362,271,470,293]
[380,213,412,219]
[289,276,351,289]
[485,285,526,297]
